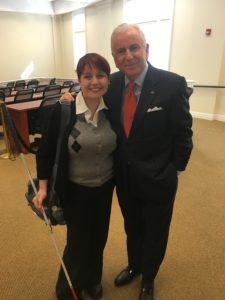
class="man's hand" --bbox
[60,92,76,103]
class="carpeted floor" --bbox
[0,118,225,300]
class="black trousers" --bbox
[117,178,178,284]
[56,179,114,300]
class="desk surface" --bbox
[7,100,42,111]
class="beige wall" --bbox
[0,11,55,81]
[54,13,75,79]
[0,0,225,120]
[170,0,225,121]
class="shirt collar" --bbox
[76,91,108,115]
[76,91,108,127]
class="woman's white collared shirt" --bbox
[76,91,108,127]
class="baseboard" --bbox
[191,111,225,122]
[191,111,214,120]
[214,114,225,122]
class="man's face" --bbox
[111,28,149,81]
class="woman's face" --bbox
[79,64,109,101]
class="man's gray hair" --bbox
[111,23,147,51]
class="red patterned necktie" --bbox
[123,82,137,137]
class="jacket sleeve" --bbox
[170,77,193,171]
[36,103,61,179]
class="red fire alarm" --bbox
[205,28,212,36]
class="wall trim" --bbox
[191,111,225,122]
[214,114,225,122]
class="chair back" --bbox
[69,83,80,93]
[62,80,75,87]
[0,91,5,127]
[27,79,39,90]
[0,87,12,97]
[41,94,61,108]
[43,85,61,97]
[49,78,56,85]
[30,94,61,135]
[14,80,26,91]
[0,91,5,102]
[14,89,34,103]
[35,84,48,93]
[6,81,15,88]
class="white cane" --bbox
[1,102,78,300]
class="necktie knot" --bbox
[128,82,135,92]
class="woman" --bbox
[33,53,116,300]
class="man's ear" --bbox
[146,43,149,60]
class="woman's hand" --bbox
[32,180,48,211]
[32,189,47,211]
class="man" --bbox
[104,23,193,300]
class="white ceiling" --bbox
[0,0,103,15]
[51,0,101,14]
[52,0,103,14]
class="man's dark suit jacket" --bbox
[104,63,193,200]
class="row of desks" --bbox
[5,87,70,153]
[7,100,42,153]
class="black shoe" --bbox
[139,282,154,300]
[114,267,140,287]
[85,283,103,299]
